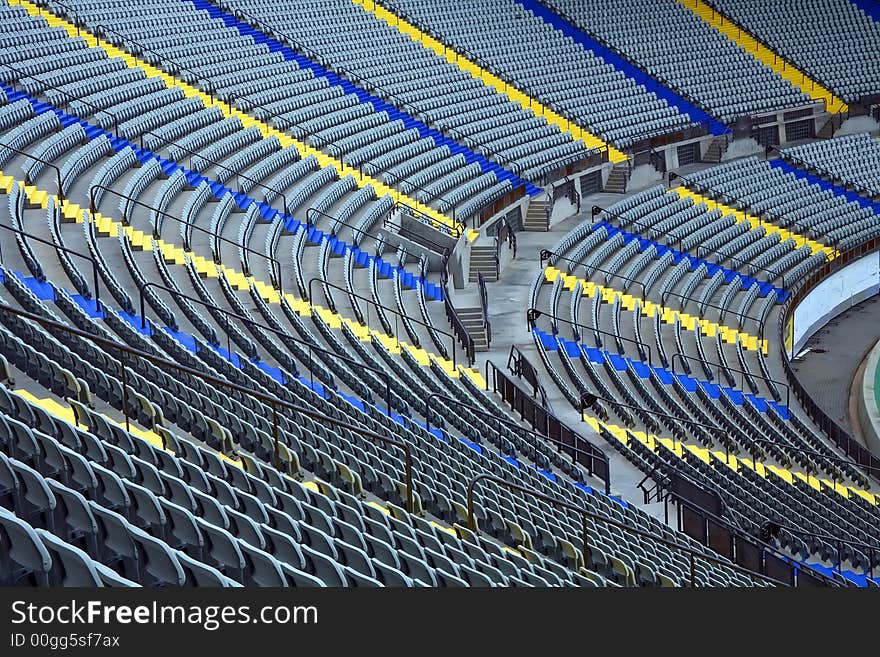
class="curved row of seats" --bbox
[782,132,880,196]
[219,0,595,181]
[0,85,761,586]
[685,156,880,252]
[708,0,880,103]
[545,0,813,123]
[389,0,699,148]
[6,1,510,223]
[529,158,880,576]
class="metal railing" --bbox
[768,145,880,201]
[487,364,610,493]
[306,277,462,368]
[777,235,880,483]
[670,352,789,408]
[0,208,102,312]
[0,300,416,513]
[666,172,841,261]
[592,202,787,288]
[87,185,283,296]
[138,130,292,220]
[1,61,120,138]
[134,280,393,413]
[538,247,648,301]
[527,307,654,367]
[0,141,64,201]
[477,271,491,347]
[466,474,786,586]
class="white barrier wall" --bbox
[785,251,880,359]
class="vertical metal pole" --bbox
[689,553,696,588]
[404,447,414,515]
[272,401,280,472]
[581,515,589,573]
[467,482,476,531]
[119,349,130,434]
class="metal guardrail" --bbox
[467,474,791,586]
[0,301,417,513]
[768,145,880,201]
[777,235,880,483]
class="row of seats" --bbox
[388,0,699,147]
[12,0,512,223]
[0,91,764,584]
[218,0,596,181]
[685,156,880,252]
[782,132,880,196]
[531,195,880,572]
[707,0,880,103]
[544,0,814,123]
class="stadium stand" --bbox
[1,0,879,590]
[542,0,821,122]
[780,133,880,197]
[361,0,705,148]
[706,0,880,105]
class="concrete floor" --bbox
[793,295,880,438]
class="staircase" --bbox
[604,162,630,194]
[523,197,550,231]
[703,135,729,163]
[469,244,498,282]
[455,307,489,352]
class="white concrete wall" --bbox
[787,252,880,358]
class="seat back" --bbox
[0,507,52,585]
[35,527,102,586]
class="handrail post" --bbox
[403,445,414,515]
[117,348,130,434]
[271,400,280,472]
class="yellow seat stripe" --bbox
[544,266,769,354]
[676,0,847,114]
[672,187,835,258]
[16,0,462,236]
[1,169,485,388]
[350,0,627,163]
[585,414,875,503]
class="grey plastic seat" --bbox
[93,561,141,587]
[371,559,414,587]
[8,458,56,530]
[195,516,246,582]
[398,550,438,586]
[177,549,241,587]
[280,563,327,587]
[159,498,204,559]
[122,480,166,535]
[0,506,52,586]
[332,537,375,578]
[127,525,186,586]
[435,567,469,587]
[45,479,99,557]
[300,543,348,586]
[343,565,384,587]
[239,540,288,587]
[0,450,20,510]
